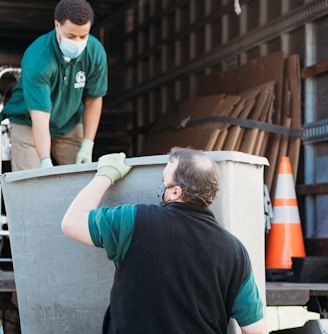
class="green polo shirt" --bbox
[3,29,108,138]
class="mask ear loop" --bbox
[56,23,62,40]
[56,23,66,54]
[56,24,70,60]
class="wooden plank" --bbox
[229,95,247,118]
[254,100,274,157]
[223,127,244,151]
[264,133,281,193]
[282,80,291,119]
[238,82,275,154]
[296,183,328,196]
[215,95,243,119]
[285,55,302,183]
[301,58,328,79]
[240,81,275,120]
[221,88,262,152]
[141,125,223,156]
[254,53,288,196]
[213,129,228,151]
[258,131,270,157]
[171,126,222,151]
[176,94,244,141]
[253,130,267,156]
[278,117,292,157]
[191,65,275,157]
[239,128,259,154]
[260,88,275,123]
[266,282,328,306]
[238,51,284,125]
[142,91,248,155]
[234,94,257,119]
[140,130,171,156]
[203,129,221,150]
[234,128,244,151]
[213,93,257,151]
[177,94,227,126]
[0,270,16,293]
[0,280,16,293]
[269,117,292,197]
[266,283,310,306]
[194,67,239,96]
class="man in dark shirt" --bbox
[62,147,268,334]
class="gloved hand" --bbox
[96,153,131,184]
[40,157,53,168]
[75,139,94,164]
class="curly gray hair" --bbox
[168,147,219,207]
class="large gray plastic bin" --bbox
[1,151,268,334]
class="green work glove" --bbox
[40,157,53,168]
[75,139,94,164]
[96,153,131,184]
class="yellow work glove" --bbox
[40,157,53,168]
[96,153,131,184]
[75,139,94,164]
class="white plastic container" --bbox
[1,151,268,334]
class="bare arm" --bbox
[29,110,51,160]
[62,153,131,246]
[82,96,103,141]
[61,175,112,245]
[241,318,269,334]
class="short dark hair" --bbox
[169,147,220,207]
[54,0,94,25]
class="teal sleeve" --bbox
[231,269,264,326]
[22,66,52,112]
[88,204,137,266]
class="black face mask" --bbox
[157,183,167,206]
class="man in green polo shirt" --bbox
[3,0,108,171]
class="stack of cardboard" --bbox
[141,51,302,199]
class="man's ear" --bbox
[171,185,183,201]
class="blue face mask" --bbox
[58,25,88,59]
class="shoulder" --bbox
[210,224,252,275]
[24,31,54,58]
[81,35,107,71]
[135,204,166,217]
[86,34,107,55]
[90,204,137,222]
[22,31,57,71]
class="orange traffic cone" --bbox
[266,156,306,280]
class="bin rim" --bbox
[1,150,269,183]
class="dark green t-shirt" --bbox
[3,29,108,137]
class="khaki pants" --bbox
[10,123,83,171]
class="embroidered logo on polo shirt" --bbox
[74,71,86,88]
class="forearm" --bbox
[68,175,111,212]
[83,96,103,141]
[29,110,51,160]
[63,152,131,245]
[61,175,112,245]
[241,319,269,334]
